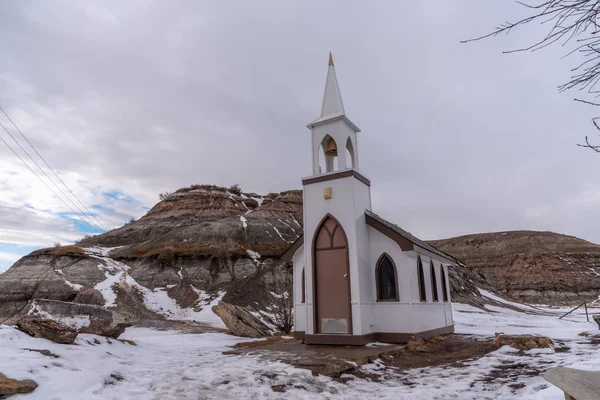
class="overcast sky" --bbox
[1,1,599,270]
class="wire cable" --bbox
[0,119,105,233]
[0,105,108,231]
[0,123,104,234]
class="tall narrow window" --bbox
[301,267,306,303]
[430,261,439,302]
[376,254,398,301]
[417,257,426,302]
[441,264,448,302]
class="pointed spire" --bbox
[320,52,345,117]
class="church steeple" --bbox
[308,53,360,176]
[320,52,345,118]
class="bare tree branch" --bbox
[577,135,600,151]
[464,1,600,151]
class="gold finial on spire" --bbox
[329,52,334,66]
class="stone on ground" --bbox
[212,301,270,338]
[16,316,77,344]
[0,372,38,396]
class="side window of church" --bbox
[301,267,306,303]
[377,254,398,301]
[417,257,427,302]
[441,264,449,302]
[430,261,439,302]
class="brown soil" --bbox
[363,334,496,371]
[233,334,301,349]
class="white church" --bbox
[282,54,456,345]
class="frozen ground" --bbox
[1,298,599,399]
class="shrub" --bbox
[229,184,242,195]
[268,278,294,334]
[159,192,171,201]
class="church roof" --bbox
[365,210,457,263]
[281,211,458,264]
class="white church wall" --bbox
[409,303,450,332]
[407,252,454,332]
[302,173,371,335]
[294,305,307,332]
[370,303,413,333]
[292,246,307,333]
[367,228,413,303]
[363,228,414,333]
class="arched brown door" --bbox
[313,215,351,334]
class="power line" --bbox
[0,120,105,233]
[0,106,108,231]
[0,128,103,234]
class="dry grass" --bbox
[493,334,554,351]
[133,241,289,259]
[51,246,85,256]
[406,335,447,352]
[233,333,300,349]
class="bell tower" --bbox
[301,53,372,338]
[308,53,361,175]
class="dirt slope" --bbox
[429,231,600,305]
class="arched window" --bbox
[430,261,439,302]
[317,145,325,174]
[376,254,398,301]
[320,135,338,173]
[441,264,448,302]
[345,137,355,169]
[417,256,426,302]
[301,267,306,303]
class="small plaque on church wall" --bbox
[321,318,348,333]
[323,187,332,200]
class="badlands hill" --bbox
[429,231,600,305]
[0,184,486,327]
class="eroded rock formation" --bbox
[429,231,600,305]
[16,317,77,344]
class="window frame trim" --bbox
[430,260,439,302]
[417,256,427,302]
[375,253,400,302]
[440,264,449,303]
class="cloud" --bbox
[1,0,600,269]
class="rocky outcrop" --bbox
[429,231,600,305]
[80,317,130,339]
[212,302,271,338]
[0,186,303,324]
[16,317,77,344]
[0,246,106,324]
[74,288,105,306]
[0,373,38,396]
[26,299,132,339]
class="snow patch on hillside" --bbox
[55,269,83,291]
[27,301,90,330]
[89,251,225,328]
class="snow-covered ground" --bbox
[1,299,599,399]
